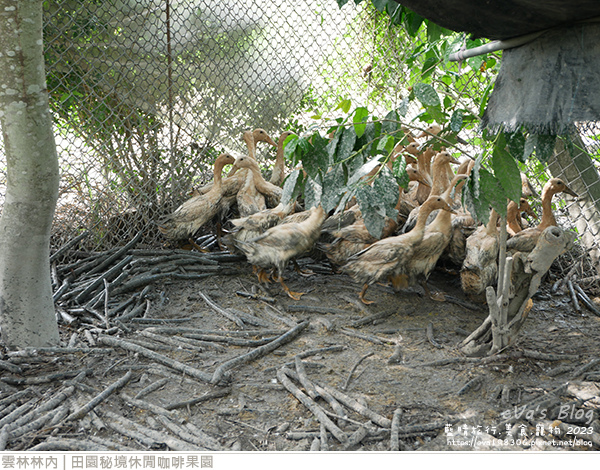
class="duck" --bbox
[460,209,501,298]
[342,195,456,305]
[234,205,327,300]
[158,153,236,240]
[236,130,267,217]
[320,214,399,269]
[225,202,296,251]
[401,150,460,233]
[401,173,468,300]
[507,197,537,236]
[506,178,578,254]
[232,155,283,208]
[270,131,294,187]
[198,128,277,196]
[440,159,477,266]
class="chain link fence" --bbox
[0,0,599,284]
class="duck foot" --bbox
[359,283,375,305]
[254,267,272,284]
[421,282,446,302]
[292,259,315,277]
[278,276,304,301]
[188,238,210,253]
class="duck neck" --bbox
[243,132,257,160]
[486,209,500,236]
[213,160,228,190]
[537,188,557,230]
[430,160,449,196]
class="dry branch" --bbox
[134,377,170,399]
[426,322,443,349]
[277,368,347,444]
[163,387,232,411]
[28,438,110,451]
[342,352,374,391]
[65,370,133,421]
[120,392,174,417]
[210,320,309,384]
[339,328,394,345]
[97,335,213,383]
[390,408,403,451]
[198,292,245,328]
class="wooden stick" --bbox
[163,387,232,411]
[5,386,75,433]
[155,415,221,450]
[0,398,36,429]
[285,305,349,315]
[134,377,170,400]
[277,368,348,444]
[349,309,398,327]
[97,335,213,383]
[339,328,394,345]
[319,422,329,451]
[66,370,133,422]
[342,352,374,391]
[567,279,581,312]
[426,322,443,349]
[50,231,90,262]
[28,438,110,451]
[184,422,228,451]
[390,408,402,451]
[573,284,600,316]
[0,359,23,374]
[312,381,392,428]
[1,368,93,385]
[295,356,320,399]
[198,292,245,328]
[210,321,309,384]
[120,392,174,417]
[343,423,370,450]
[456,376,484,395]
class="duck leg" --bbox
[292,259,315,277]
[188,238,210,253]
[254,267,272,284]
[277,274,304,301]
[421,280,446,302]
[358,283,375,305]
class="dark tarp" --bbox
[481,23,600,134]
[392,0,600,40]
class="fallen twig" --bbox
[339,328,394,345]
[97,335,213,383]
[163,387,232,411]
[210,321,309,384]
[156,415,224,450]
[390,408,403,451]
[120,392,174,417]
[285,305,349,315]
[28,438,110,451]
[277,368,347,444]
[134,377,170,400]
[295,356,320,400]
[426,322,443,349]
[573,284,600,316]
[456,376,484,395]
[342,352,374,391]
[199,291,245,328]
[312,381,392,428]
[66,370,133,422]
[567,279,581,313]
[349,309,399,328]
[50,231,90,262]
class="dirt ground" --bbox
[1,248,600,452]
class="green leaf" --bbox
[347,156,383,187]
[281,169,303,206]
[304,175,323,210]
[336,99,352,114]
[353,106,369,138]
[463,176,489,224]
[283,134,299,162]
[336,125,357,163]
[397,97,409,117]
[373,166,400,211]
[392,155,409,188]
[504,131,527,162]
[321,164,346,213]
[491,145,522,203]
[355,184,385,239]
[449,110,463,132]
[382,109,398,135]
[480,168,507,217]
[413,83,440,107]
[302,136,330,179]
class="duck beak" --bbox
[563,186,578,198]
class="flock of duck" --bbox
[158,126,578,305]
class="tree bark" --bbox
[0,0,60,348]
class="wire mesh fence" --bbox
[0,0,599,284]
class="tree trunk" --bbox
[0,0,60,348]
